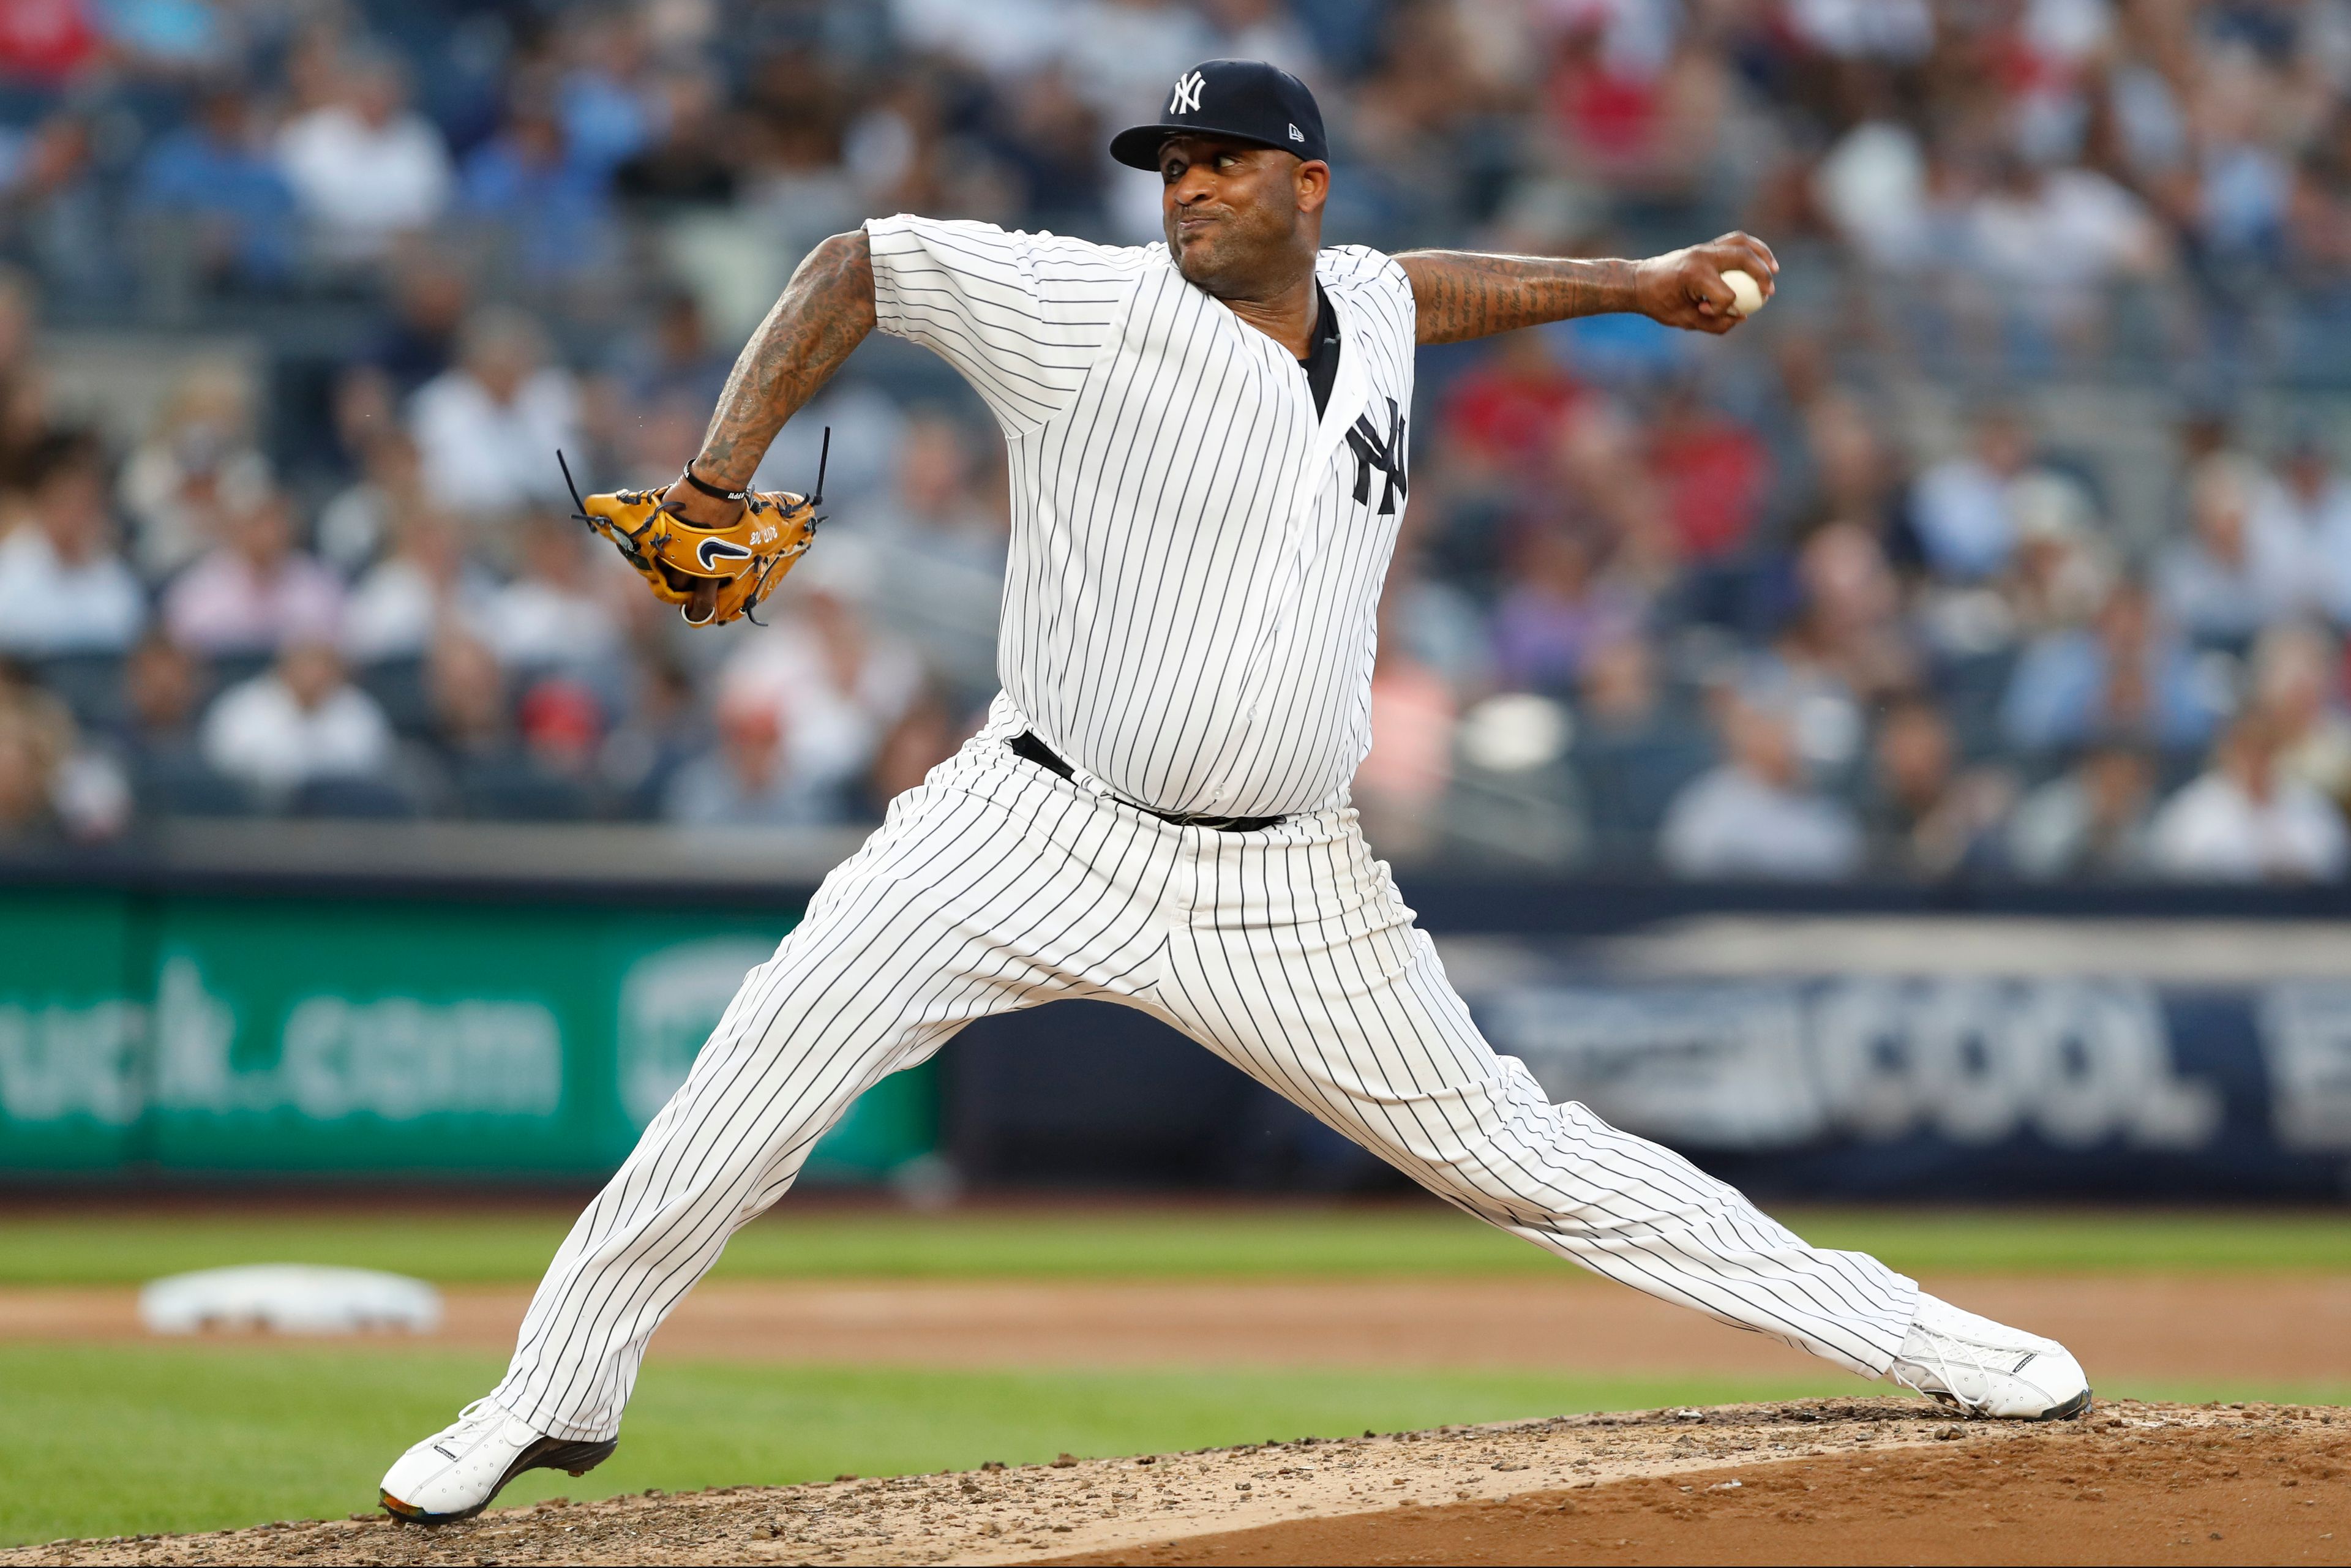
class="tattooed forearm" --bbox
[1395,251,1641,345]
[694,230,877,489]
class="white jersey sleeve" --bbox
[863,215,1147,434]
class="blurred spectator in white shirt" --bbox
[2149,713,2347,882]
[276,46,452,266]
[2284,438,2351,627]
[664,684,838,827]
[482,514,625,676]
[1783,0,1933,61]
[317,430,426,574]
[1908,409,2034,582]
[0,433,144,657]
[2154,454,2312,643]
[115,362,272,579]
[1965,157,2167,337]
[2001,577,2224,752]
[1813,117,1930,269]
[342,507,497,664]
[2248,621,2351,814]
[201,640,394,799]
[0,669,126,841]
[410,306,581,522]
[2006,741,2158,881]
[1660,684,1862,879]
[163,486,342,656]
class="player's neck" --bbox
[1221,268,1319,358]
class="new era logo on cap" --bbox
[1289,124,1303,141]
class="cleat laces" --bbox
[426,1398,506,1450]
[1889,1322,2002,1415]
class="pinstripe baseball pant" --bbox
[492,713,1919,1441]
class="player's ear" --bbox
[1294,157,1329,216]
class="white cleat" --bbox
[1886,1293,2092,1420]
[378,1398,617,1524]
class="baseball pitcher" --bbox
[381,60,2090,1524]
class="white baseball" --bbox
[1722,268,1765,317]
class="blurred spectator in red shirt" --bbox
[1439,330,1584,478]
[0,0,100,85]
[1356,625,1456,860]
[1645,380,1771,563]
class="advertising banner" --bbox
[1440,926,2351,1199]
[0,892,932,1182]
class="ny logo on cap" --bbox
[1170,70,1205,115]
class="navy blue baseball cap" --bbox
[1109,59,1327,171]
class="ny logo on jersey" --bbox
[1346,397,1409,516]
[1170,70,1205,115]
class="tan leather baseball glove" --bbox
[560,440,825,627]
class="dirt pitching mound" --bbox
[6,1400,2343,1568]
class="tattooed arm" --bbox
[669,228,876,523]
[1396,231,1778,345]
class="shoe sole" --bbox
[380,1436,618,1525]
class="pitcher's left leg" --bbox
[1151,817,2087,1416]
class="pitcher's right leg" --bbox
[383,748,1179,1521]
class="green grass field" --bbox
[3,1201,2346,1547]
[4,1201,2348,1286]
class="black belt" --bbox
[1007,731,1286,833]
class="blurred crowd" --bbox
[9,0,2351,885]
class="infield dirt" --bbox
[6,1398,2343,1567]
[5,1274,2347,1382]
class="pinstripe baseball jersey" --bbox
[864,214,1417,820]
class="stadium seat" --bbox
[208,651,275,693]
[290,774,421,820]
[354,656,435,738]
[1938,647,2021,763]
[34,651,129,729]
[458,762,591,822]
[1574,730,1715,871]
[138,758,256,819]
